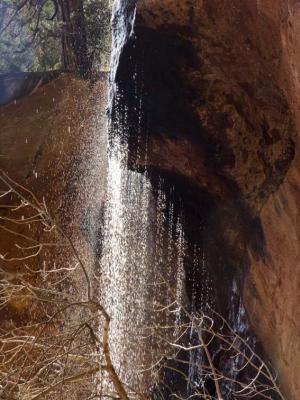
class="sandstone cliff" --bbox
[0,74,107,318]
[112,1,300,398]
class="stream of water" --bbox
[100,130,187,391]
[100,3,187,384]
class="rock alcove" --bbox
[111,0,300,398]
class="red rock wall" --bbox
[134,1,300,398]
[244,2,300,399]
[0,74,107,318]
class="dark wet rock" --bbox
[111,1,300,398]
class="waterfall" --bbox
[99,1,264,398]
[100,3,187,392]
[100,134,187,391]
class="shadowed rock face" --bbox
[115,0,295,215]
[112,0,296,297]
[111,0,300,398]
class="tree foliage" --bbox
[0,0,111,74]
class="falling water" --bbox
[100,132,188,391]
[100,1,187,389]
[219,277,257,397]
[99,1,262,398]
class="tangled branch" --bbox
[0,170,131,400]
